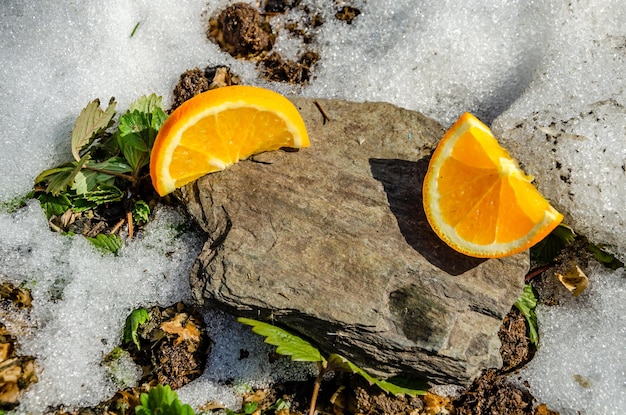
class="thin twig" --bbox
[110,218,125,235]
[313,100,330,125]
[525,263,555,283]
[127,211,134,240]
[308,363,325,415]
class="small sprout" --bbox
[514,284,539,347]
[132,200,151,225]
[135,384,195,415]
[123,308,150,350]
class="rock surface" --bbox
[182,98,529,386]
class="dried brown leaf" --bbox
[159,313,201,346]
[556,264,589,297]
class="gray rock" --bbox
[182,98,529,386]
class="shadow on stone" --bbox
[369,157,485,275]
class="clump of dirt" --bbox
[206,1,360,84]
[261,50,320,84]
[169,66,241,112]
[334,376,430,414]
[499,306,535,372]
[454,369,534,415]
[208,3,275,59]
[335,6,361,24]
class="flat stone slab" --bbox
[182,98,528,386]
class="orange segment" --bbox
[423,112,563,258]
[150,85,309,196]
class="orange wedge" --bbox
[423,112,563,258]
[150,85,309,196]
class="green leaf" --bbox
[588,243,624,270]
[44,153,91,196]
[243,402,258,414]
[133,200,151,225]
[72,170,115,194]
[514,284,539,347]
[37,193,72,218]
[86,233,123,255]
[72,157,133,194]
[35,163,76,185]
[123,308,150,350]
[82,184,124,204]
[117,130,150,172]
[88,156,133,174]
[117,94,168,172]
[327,354,428,397]
[531,223,576,265]
[135,384,195,415]
[237,318,325,363]
[71,197,97,213]
[71,98,117,161]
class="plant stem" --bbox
[309,362,325,415]
[82,165,137,183]
[524,263,554,283]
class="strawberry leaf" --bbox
[71,98,116,161]
[237,317,325,363]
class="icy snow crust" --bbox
[0,0,624,413]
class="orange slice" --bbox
[423,112,563,258]
[150,85,309,196]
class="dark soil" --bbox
[206,1,352,85]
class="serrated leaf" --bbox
[327,354,428,397]
[88,157,133,173]
[117,95,168,172]
[45,153,91,196]
[237,318,325,363]
[37,193,72,218]
[82,184,124,204]
[123,308,150,350]
[117,130,150,172]
[514,284,539,347]
[86,233,123,255]
[71,197,97,213]
[128,93,164,115]
[34,164,76,185]
[71,98,116,161]
[72,170,115,194]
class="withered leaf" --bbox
[159,313,201,346]
[556,264,589,297]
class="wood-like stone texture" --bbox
[182,98,528,386]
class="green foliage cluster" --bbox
[135,384,194,415]
[33,95,166,253]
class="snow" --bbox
[0,0,625,414]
